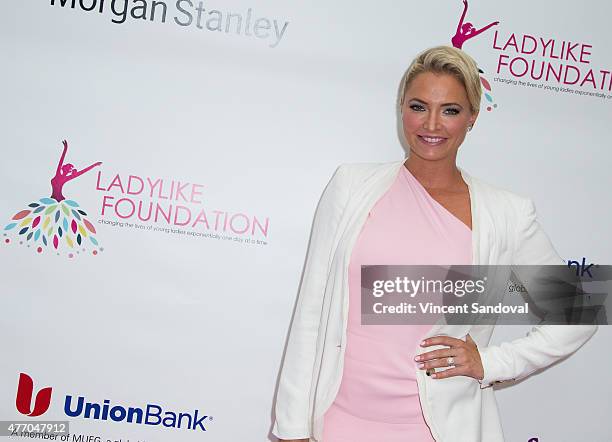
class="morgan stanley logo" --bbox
[15,373,53,417]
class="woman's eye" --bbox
[444,108,460,115]
[409,104,425,112]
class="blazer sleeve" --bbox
[477,196,598,389]
[272,164,352,439]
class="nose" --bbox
[423,110,441,132]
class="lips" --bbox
[417,135,447,146]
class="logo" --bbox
[568,257,597,277]
[3,140,103,258]
[13,372,212,432]
[451,0,499,50]
[63,396,210,430]
[449,0,501,112]
[15,373,52,417]
[49,0,290,49]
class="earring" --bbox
[467,124,473,132]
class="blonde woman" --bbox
[271,45,596,442]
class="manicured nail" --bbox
[414,355,421,361]
[420,340,426,346]
[431,373,437,379]
[417,363,424,369]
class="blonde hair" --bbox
[398,45,481,114]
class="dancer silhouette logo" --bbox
[2,140,104,258]
[450,0,501,112]
[15,373,53,417]
[451,0,499,50]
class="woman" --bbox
[271,46,597,442]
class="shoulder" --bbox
[468,173,534,219]
[311,162,392,225]
[336,160,401,189]
[336,161,393,176]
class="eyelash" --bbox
[409,104,461,116]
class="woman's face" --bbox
[401,71,478,164]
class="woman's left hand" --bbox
[415,334,484,380]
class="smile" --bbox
[418,135,447,146]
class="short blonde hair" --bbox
[398,45,481,114]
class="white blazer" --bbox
[272,159,597,442]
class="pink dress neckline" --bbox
[400,165,472,233]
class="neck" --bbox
[403,155,465,190]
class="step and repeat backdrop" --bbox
[1,0,610,441]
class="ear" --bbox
[469,109,479,128]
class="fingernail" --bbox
[431,373,437,379]
[417,363,424,369]
[414,355,421,361]
[420,340,426,346]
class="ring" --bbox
[447,356,455,366]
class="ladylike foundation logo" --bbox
[453,0,612,102]
[2,140,103,258]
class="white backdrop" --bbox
[1,1,610,441]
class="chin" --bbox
[408,137,456,161]
[411,150,452,162]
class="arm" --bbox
[456,0,468,35]
[472,21,500,38]
[70,161,102,180]
[56,140,68,175]
[477,197,598,388]
[272,165,352,440]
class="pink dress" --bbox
[322,166,472,442]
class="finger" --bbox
[430,366,466,379]
[416,348,455,362]
[421,336,465,348]
[418,355,465,370]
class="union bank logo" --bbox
[12,372,213,432]
[2,140,103,258]
[15,372,53,417]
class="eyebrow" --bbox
[408,98,463,108]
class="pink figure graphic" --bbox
[449,0,500,112]
[51,140,102,202]
[451,0,499,49]
[3,139,103,257]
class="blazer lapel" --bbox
[333,162,406,331]
[425,166,487,338]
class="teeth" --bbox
[422,136,444,143]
